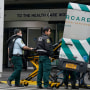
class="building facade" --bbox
[3,0,90,69]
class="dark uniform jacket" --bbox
[36,34,53,57]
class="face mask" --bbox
[20,34,22,37]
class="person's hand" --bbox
[30,47,33,50]
[49,56,55,62]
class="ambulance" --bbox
[59,2,90,73]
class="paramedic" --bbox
[63,70,79,89]
[36,27,53,89]
[7,29,33,87]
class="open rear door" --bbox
[59,2,90,72]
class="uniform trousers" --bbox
[37,56,51,88]
[63,70,76,86]
[8,56,22,86]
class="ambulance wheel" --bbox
[24,82,28,86]
[50,83,55,88]
[83,72,90,85]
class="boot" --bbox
[65,84,68,89]
[64,83,68,89]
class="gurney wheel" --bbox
[50,83,55,88]
[55,85,60,89]
[24,82,28,86]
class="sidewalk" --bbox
[0,84,75,90]
[0,83,88,90]
[0,68,36,81]
[0,68,37,90]
[0,68,57,90]
[0,68,89,90]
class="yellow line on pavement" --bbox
[0,80,37,85]
[0,81,90,87]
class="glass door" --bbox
[27,27,41,69]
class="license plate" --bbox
[65,63,77,69]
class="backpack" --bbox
[7,35,22,58]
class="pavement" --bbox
[0,68,90,90]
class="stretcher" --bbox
[20,40,62,88]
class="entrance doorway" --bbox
[27,28,41,69]
[27,28,41,48]
[3,26,56,68]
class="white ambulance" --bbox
[59,2,90,72]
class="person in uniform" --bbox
[36,27,53,89]
[7,29,33,87]
[63,70,79,89]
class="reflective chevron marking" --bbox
[69,3,81,10]
[71,39,89,62]
[68,2,90,12]
[59,48,68,59]
[87,38,90,45]
[80,40,90,55]
[59,38,90,62]
[61,38,75,60]
[64,38,84,62]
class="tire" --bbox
[83,72,90,85]
[24,82,28,86]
